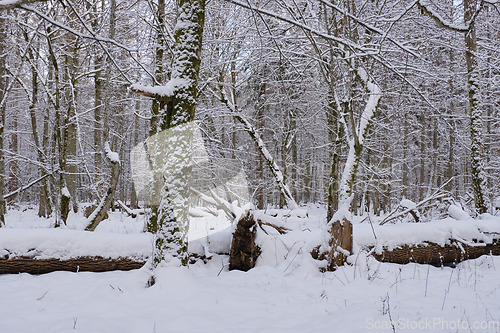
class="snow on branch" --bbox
[317,0,422,59]
[129,79,189,99]
[4,172,54,200]
[339,67,381,201]
[355,68,381,145]
[190,186,245,222]
[207,86,299,210]
[379,178,453,225]
[0,0,46,10]
[416,0,470,32]
[225,0,376,55]
[105,142,120,164]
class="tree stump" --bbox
[327,217,353,271]
[229,212,261,271]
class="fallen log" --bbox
[0,256,146,275]
[372,239,500,266]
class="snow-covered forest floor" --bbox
[1,206,500,332]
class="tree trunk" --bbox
[229,212,261,271]
[464,0,487,214]
[327,89,342,221]
[133,0,206,276]
[23,28,52,218]
[64,39,79,214]
[419,112,426,201]
[0,257,145,275]
[327,215,353,271]
[338,68,381,204]
[0,15,6,226]
[46,27,67,227]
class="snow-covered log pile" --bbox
[355,216,500,265]
[0,229,152,274]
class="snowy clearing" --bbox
[1,207,500,332]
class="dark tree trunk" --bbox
[229,212,261,271]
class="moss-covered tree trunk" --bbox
[131,0,205,279]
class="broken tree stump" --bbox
[229,212,261,271]
[327,217,353,271]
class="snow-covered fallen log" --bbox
[355,216,500,265]
[0,228,153,260]
[0,229,153,274]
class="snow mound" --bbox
[447,204,470,220]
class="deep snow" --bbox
[1,206,500,332]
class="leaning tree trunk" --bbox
[85,143,121,231]
[338,67,381,203]
[216,87,299,210]
[331,66,380,269]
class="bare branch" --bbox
[0,0,47,10]
[225,0,377,56]
[416,0,469,32]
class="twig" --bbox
[380,178,453,225]
[257,220,289,235]
[380,192,448,225]
[4,172,54,200]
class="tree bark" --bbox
[373,240,500,265]
[464,0,487,214]
[229,212,261,271]
[0,257,145,275]
[132,0,206,274]
[0,15,6,226]
[327,88,342,221]
[327,216,353,271]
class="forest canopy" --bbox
[0,0,498,227]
